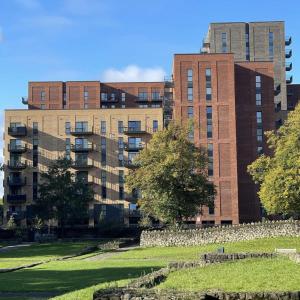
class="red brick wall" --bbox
[172,53,239,224]
[235,62,275,223]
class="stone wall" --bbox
[93,288,300,300]
[140,220,300,247]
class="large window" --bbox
[207,143,213,176]
[221,32,227,53]
[206,106,213,138]
[256,75,262,106]
[153,120,158,132]
[187,87,193,101]
[101,121,106,134]
[128,121,141,132]
[269,32,274,59]
[101,93,108,102]
[206,68,212,101]
[187,69,193,82]
[256,111,263,142]
[40,91,46,101]
[188,106,194,119]
[138,88,148,101]
[75,121,88,133]
[151,88,160,101]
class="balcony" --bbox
[7,194,27,203]
[285,49,292,59]
[8,126,27,137]
[285,36,292,46]
[286,76,293,84]
[7,211,25,221]
[71,143,93,152]
[7,161,27,170]
[7,177,27,186]
[72,160,94,169]
[70,127,94,136]
[286,62,292,71]
[8,144,27,153]
[124,143,144,152]
[124,160,139,169]
[123,127,147,135]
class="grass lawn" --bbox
[0,241,96,269]
[158,257,300,292]
[0,237,298,300]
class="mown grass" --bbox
[0,237,298,300]
[0,241,96,269]
[158,256,300,292]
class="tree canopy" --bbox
[35,158,94,232]
[248,104,300,217]
[126,122,216,224]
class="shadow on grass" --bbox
[0,265,162,296]
[0,242,92,260]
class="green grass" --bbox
[115,237,300,262]
[0,237,298,300]
[0,241,96,269]
[158,257,300,292]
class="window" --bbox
[40,104,46,109]
[101,137,106,165]
[118,121,124,134]
[101,186,107,199]
[206,106,213,138]
[151,88,160,101]
[119,187,124,200]
[101,170,107,184]
[245,33,250,60]
[256,111,263,142]
[118,137,124,167]
[110,93,115,101]
[206,68,212,101]
[41,91,46,101]
[119,170,124,185]
[255,75,262,106]
[188,106,194,119]
[187,69,193,82]
[121,92,126,102]
[207,143,213,176]
[65,122,71,135]
[75,121,88,133]
[188,87,193,101]
[33,122,38,135]
[269,32,274,59]
[221,32,227,53]
[128,137,142,150]
[121,104,126,108]
[65,138,71,160]
[118,137,124,149]
[101,121,106,134]
[139,104,148,108]
[208,205,215,215]
[138,88,148,101]
[84,90,89,101]
[128,121,141,132]
[101,93,108,102]
[257,146,263,155]
[84,103,88,109]
[153,120,158,132]
[188,124,194,141]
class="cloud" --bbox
[0,27,3,43]
[22,15,73,28]
[15,0,41,9]
[102,65,166,82]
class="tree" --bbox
[126,122,216,224]
[248,104,300,218]
[35,158,94,235]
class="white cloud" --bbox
[0,27,4,43]
[15,0,41,9]
[102,65,166,82]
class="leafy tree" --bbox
[35,158,94,235]
[126,122,216,224]
[248,104,300,217]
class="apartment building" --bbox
[3,20,298,227]
[201,21,292,123]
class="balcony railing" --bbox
[7,161,27,170]
[7,211,25,220]
[123,127,147,135]
[124,160,139,169]
[285,49,292,59]
[285,36,292,46]
[71,143,93,152]
[72,160,94,169]
[8,126,27,136]
[285,62,292,71]
[7,177,27,186]
[8,144,27,153]
[286,76,293,84]
[124,143,144,152]
[70,127,94,135]
[7,194,27,203]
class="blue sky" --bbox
[0,0,299,194]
